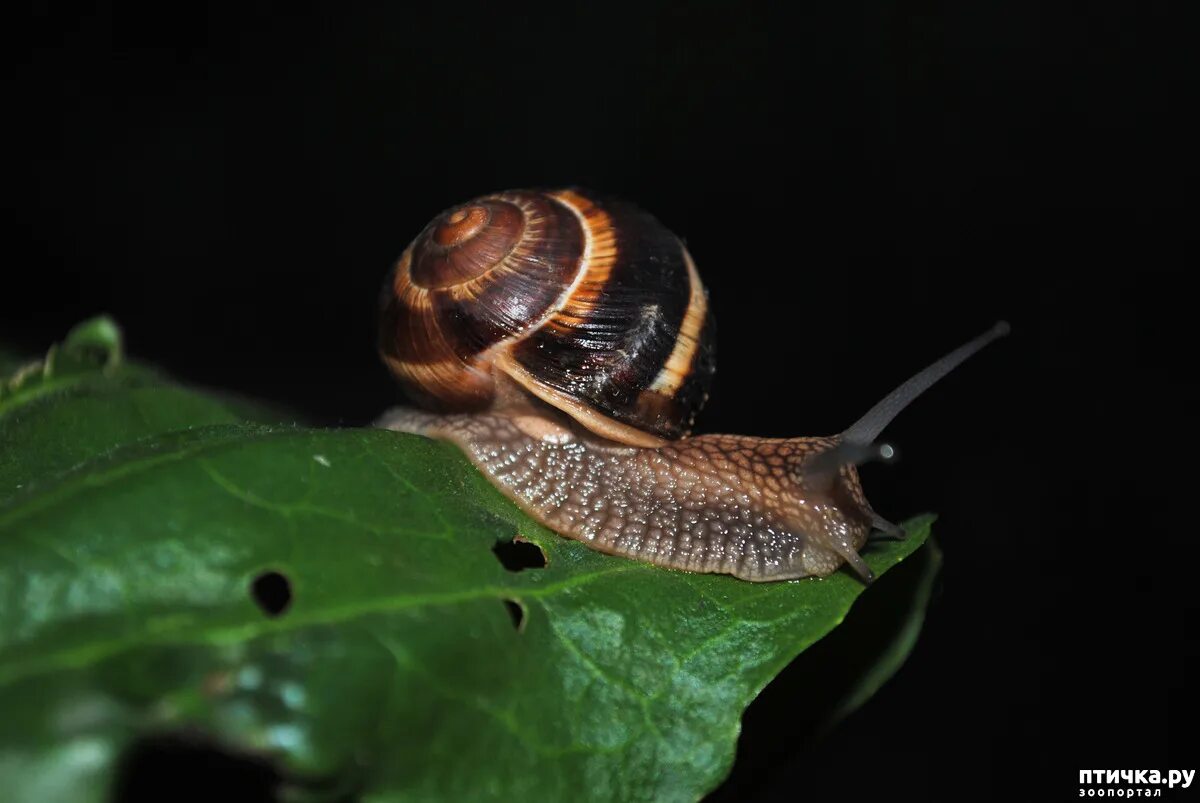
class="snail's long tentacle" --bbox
[841,321,1010,446]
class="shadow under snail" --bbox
[376,188,1008,583]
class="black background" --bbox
[3,2,1194,801]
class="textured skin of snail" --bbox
[379,378,880,582]
[377,187,895,582]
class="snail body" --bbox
[377,188,1007,582]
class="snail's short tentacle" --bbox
[835,547,875,584]
[868,514,907,541]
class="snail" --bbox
[376,188,1007,582]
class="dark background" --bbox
[3,2,1194,801]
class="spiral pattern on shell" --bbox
[379,189,716,445]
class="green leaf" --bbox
[0,318,282,505]
[0,320,939,802]
[0,347,28,378]
[811,537,941,731]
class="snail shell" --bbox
[378,189,716,447]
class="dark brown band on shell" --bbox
[507,190,716,440]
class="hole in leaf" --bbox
[250,571,292,617]
[112,732,281,803]
[492,535,547,572]
[502,598,526,632]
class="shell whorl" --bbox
[379,188,716,443]
[412,200,523,286]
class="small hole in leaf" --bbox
[112,732,281,803]
[502,598,526,632]
[250,571,292,617]
[492,536,547,572]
